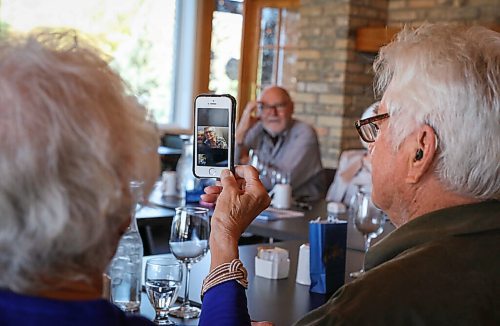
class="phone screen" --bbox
[196,107,229,167]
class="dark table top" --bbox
[136,183,398,325]
[246,201,328,241]
[139,240,366,326]
[247,201,395,251]
[141,181,395,251]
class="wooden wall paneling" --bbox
[356,24,500,53]
[193,0,215,97]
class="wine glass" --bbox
[249,149,259,168]
[168,207,210,319]
[271,169,290,186]
[145,257,183,325]
[270,168,280,187]
[349,189,385,278]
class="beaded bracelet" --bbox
[201,259,248,300]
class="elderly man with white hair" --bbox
[236,86,324,201]
[198,23,500,325]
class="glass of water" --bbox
[145,257,183,325]
[168,206,210,319]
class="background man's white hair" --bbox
[0,31,158,293]
[374,23,499,200]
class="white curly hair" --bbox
[0,31,159,293]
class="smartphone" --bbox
[193,94,236,178]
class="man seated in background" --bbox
[235,86,324,201]
[326,102,378,207]
[199,23,500,325]
[0,32,158,325]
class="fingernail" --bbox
[221,169,232,178]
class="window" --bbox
[238,0,300,116]
[256,7,299,97]
[209,0,244,98]
[0,0,183,126]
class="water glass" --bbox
[145,257,183,325]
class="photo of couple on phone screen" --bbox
[196,108,229,167]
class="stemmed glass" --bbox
[349,189,385,278]
[145,257,183,325]
[249,149,259,169]
[271,169,290,187]
[168,207,210,319]
[249,150,268,178]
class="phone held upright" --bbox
[193,94,236,179]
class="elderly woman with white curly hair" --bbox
[0,32,158,325]
[198,23,500,325]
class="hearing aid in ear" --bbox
[415,149,424,161]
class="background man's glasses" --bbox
[355,113,389,143]
[258,102,289,112]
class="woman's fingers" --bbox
[200,193,219,203]
[204,185,223,194]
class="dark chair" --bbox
[322,168,336,198]
[159,133,183,172]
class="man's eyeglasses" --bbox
[257,102,289,112]
[355,113,390,143]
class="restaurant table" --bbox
[139,240,366,326]
[145,181,395,253]
[147,181,184,210]
[246,201,395,251]
[135,201,175,255]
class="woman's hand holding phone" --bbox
[203,166,271,269]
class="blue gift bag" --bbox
[309,220,347,294]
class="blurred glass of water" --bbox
[109,231,143,312]
[108,180,144,312]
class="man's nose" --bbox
[268,107,278,115]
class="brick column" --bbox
[295,0,498,168]
[295,0,387,168]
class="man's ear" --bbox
[406,125,438,184]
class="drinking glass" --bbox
[249,149,259,169]
[168,207,210,319]
[145,257,183,325]
[270,168,280,187]
[271,169,290,186]
[349,190,385,278]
